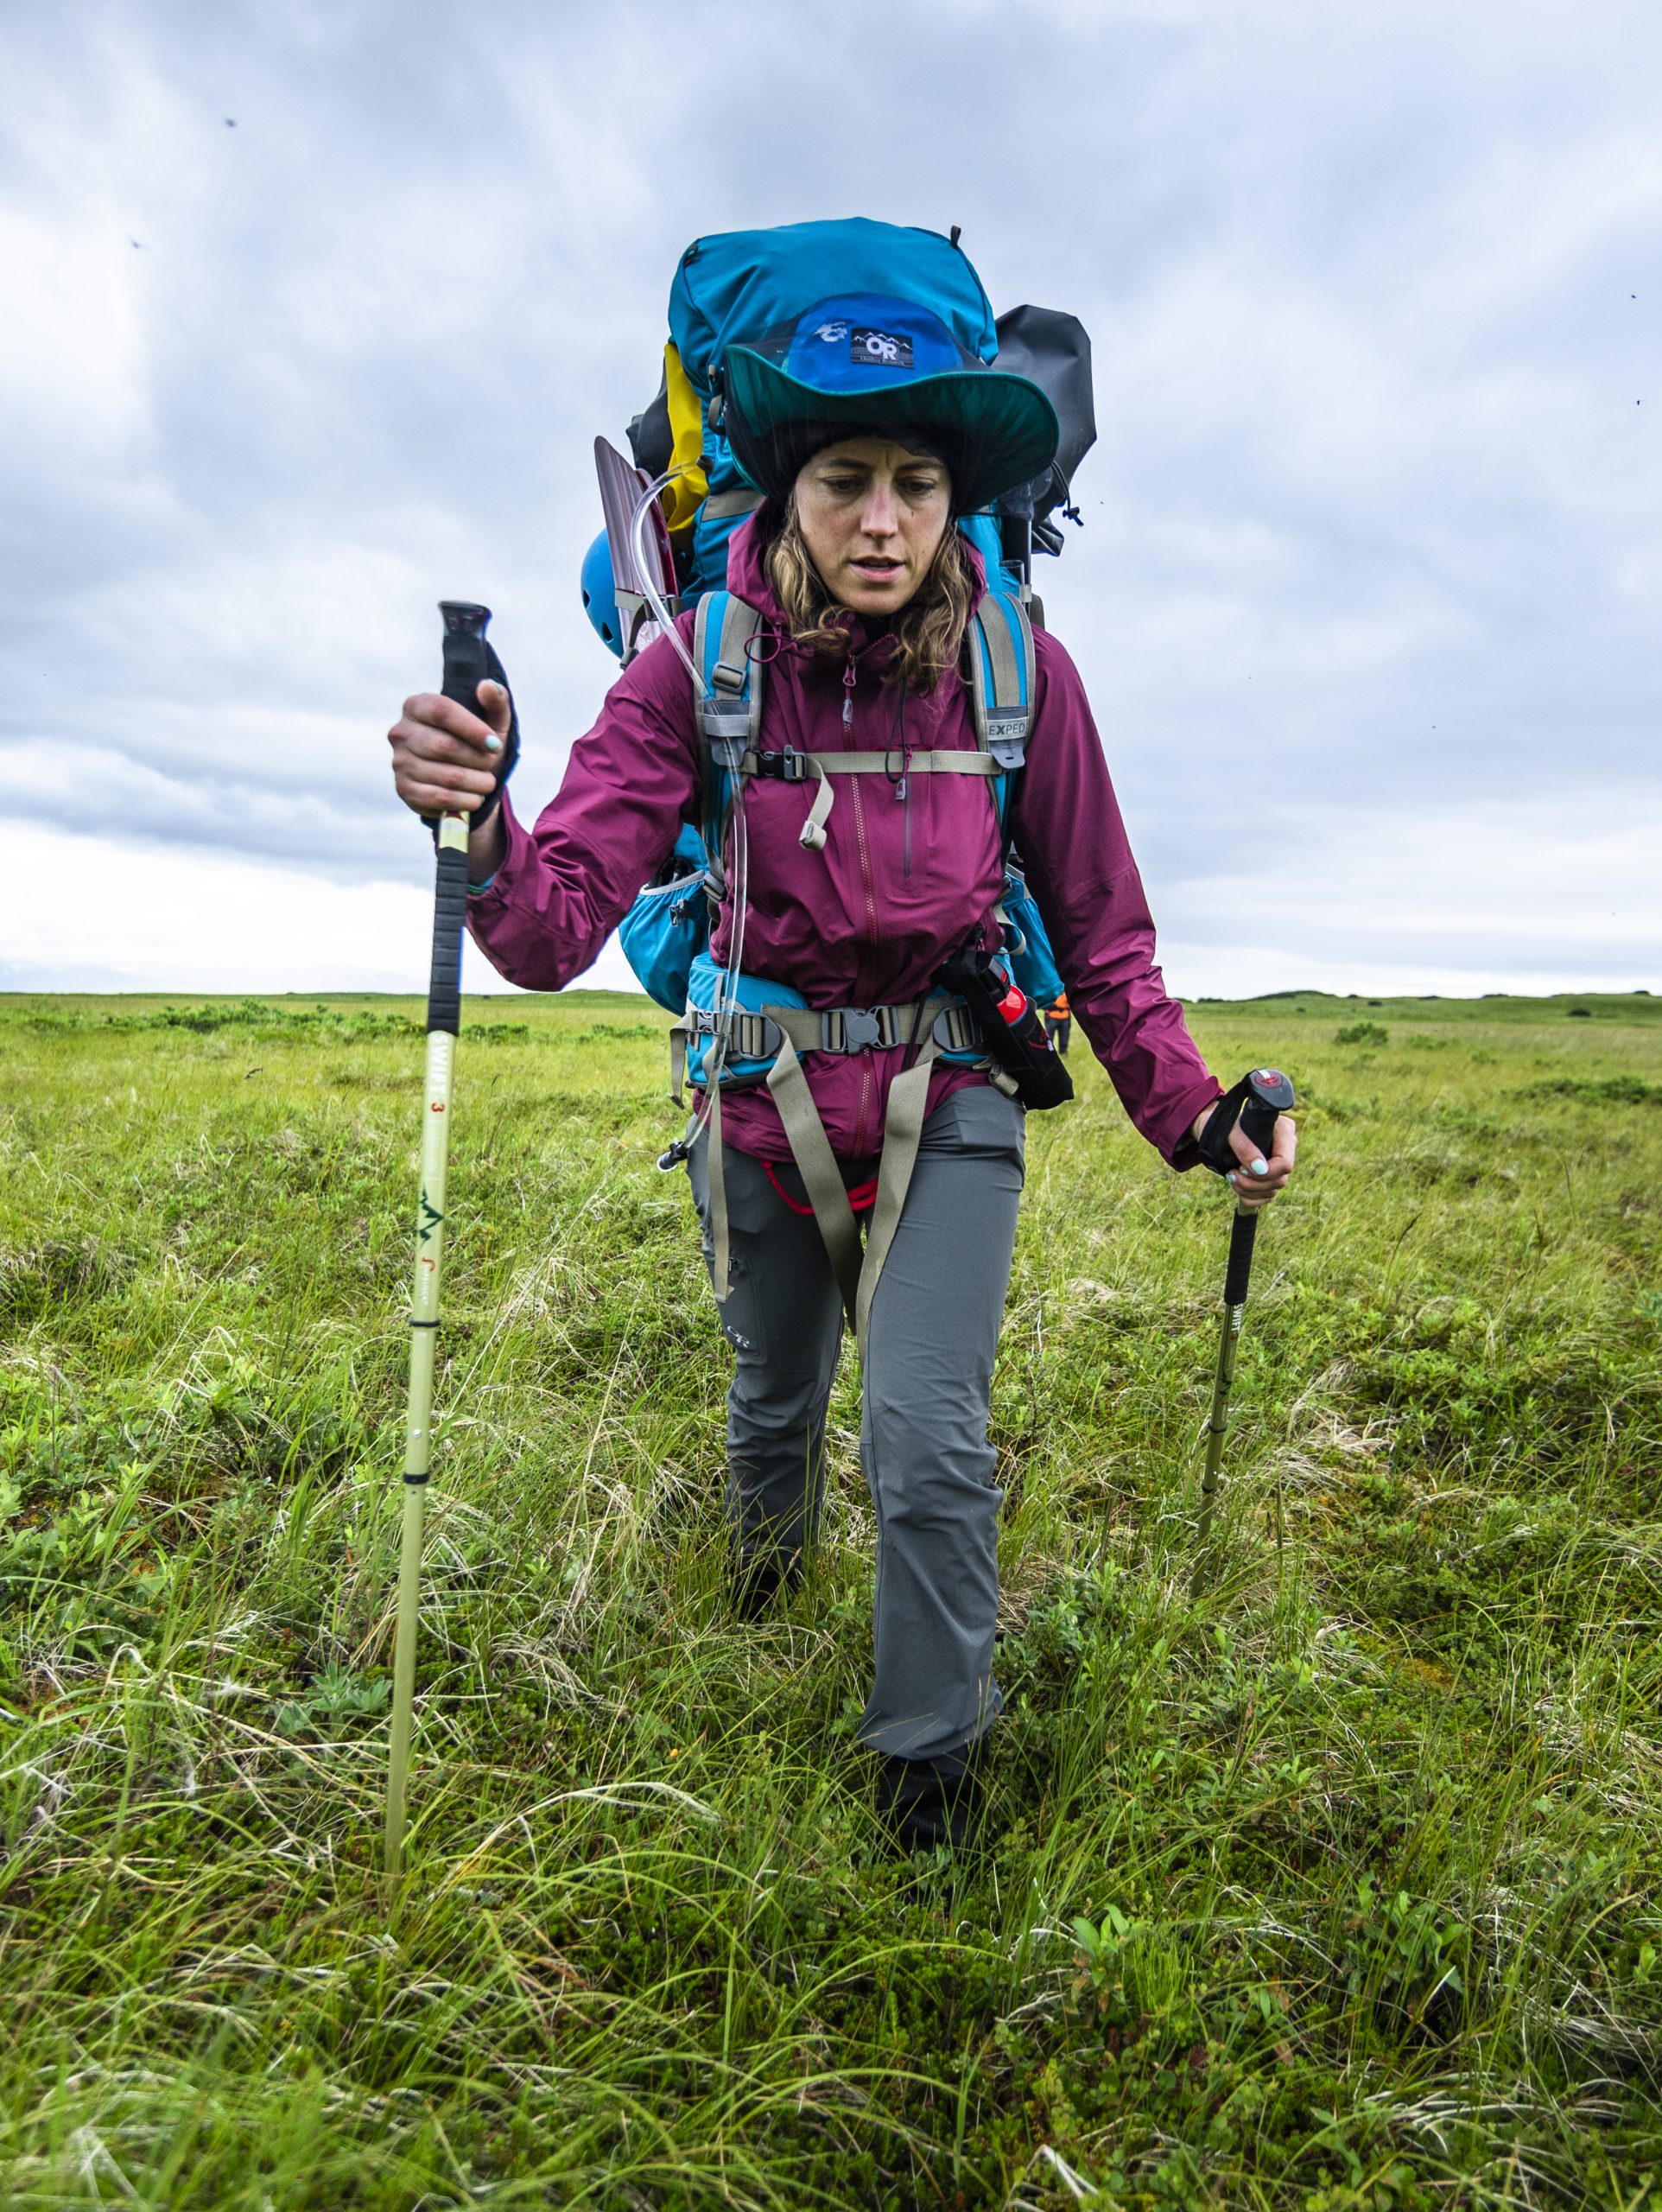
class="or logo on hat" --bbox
[814,321,850,344]
[851,327,913,368]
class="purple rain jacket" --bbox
[465,515,1222,1166]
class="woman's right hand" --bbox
[387,679,511,817]
[387,678,512,878]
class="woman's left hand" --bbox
[1191,1103,1297,1210]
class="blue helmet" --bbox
[580,531,624,658]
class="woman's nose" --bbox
[860,487,899,535]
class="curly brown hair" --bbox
[764,500,976,695]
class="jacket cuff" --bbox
[460,787,523,912]
[1164,1077,1227,1171]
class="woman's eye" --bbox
[899,479,941,501]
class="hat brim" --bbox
[724,346,1060,514]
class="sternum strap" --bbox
[741,749,999,777]
[755,748,998,854]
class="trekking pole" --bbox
[1190,1067,1297,1596]
[384,600,497,1887]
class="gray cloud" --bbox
[1,0,1658,989]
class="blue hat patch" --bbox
[770,295,980,396]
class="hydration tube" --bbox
[631,470,701,689]
[626,470,758,1152]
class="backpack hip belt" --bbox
[675,987,980,1351]
[671,992,977,1077]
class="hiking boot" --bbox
[876,1740,988,1853]
[729,1549,802,1622]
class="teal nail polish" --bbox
[485,735,502,753]
[1250,1158,1268,1177]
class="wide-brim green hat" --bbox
[724,292,1060,514]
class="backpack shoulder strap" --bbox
[691,588,768,868]
[691,590,766,739]
[965,586,1035,842]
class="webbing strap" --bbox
[966,589,1034,801]
[692,594,766,886]
[714,594,764,709]
[707,1077,731,1299]
[740,748,999,778]
[855,1031,940,1349]
[764,999,942,1353]
[676,990,974,1315]
[976,592,1025,712]
[790,747,999,851]
[798,770,835,854]
[691,592,764,696]
[701,486,763,521]
[671,994,974,1078]
[768,996,975,1056]
[765,1036,864,1325]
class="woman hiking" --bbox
[386,292,1297,1851]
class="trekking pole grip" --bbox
[427,600,494,1035]
[1222,1207,1259,1306]
[1218,1078,1285,1300]
[428,842,468,1035]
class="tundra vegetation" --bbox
[1,987,1659,2209]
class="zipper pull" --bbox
[842,658,855,733]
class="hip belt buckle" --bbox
[837,1007,883,1052]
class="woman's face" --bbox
[791,437,952,616]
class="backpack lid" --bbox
[725,294,1059,516]
[669,219,999,395]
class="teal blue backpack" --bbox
[604,219,1095,1031]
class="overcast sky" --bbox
[3,0,1657,998]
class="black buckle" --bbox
[754,747,809,784]
[700,1009,782,1060]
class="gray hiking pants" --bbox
[688,1085,1024,1761]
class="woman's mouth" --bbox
[851,557,902,578]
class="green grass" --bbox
[2,985,1659,2209]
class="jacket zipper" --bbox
[846,652,881,1156]
[853,1046,873,1156]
